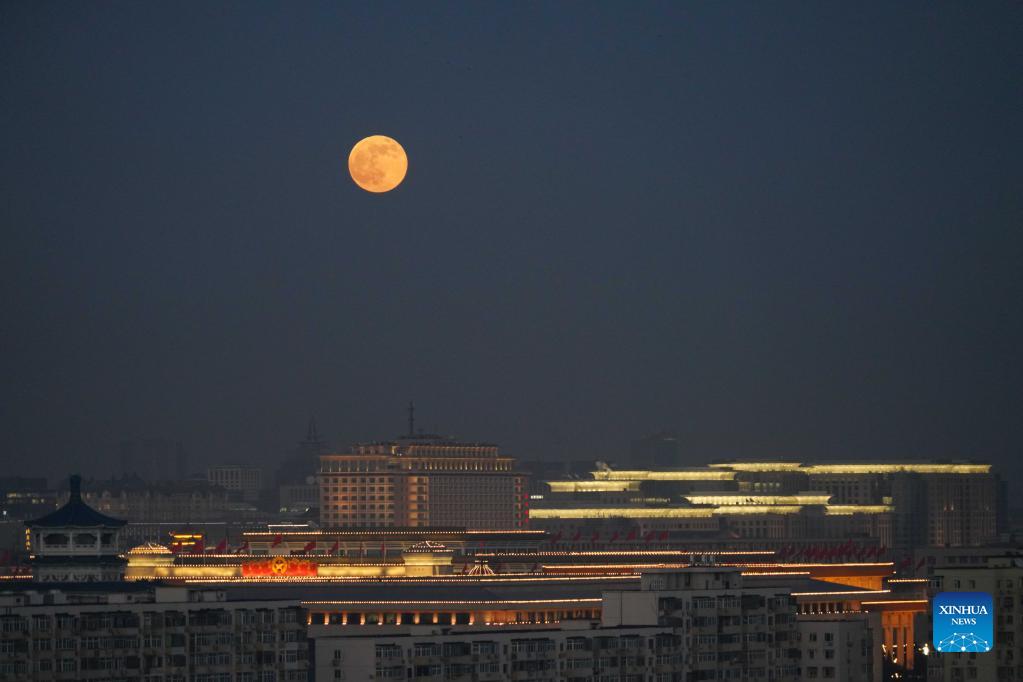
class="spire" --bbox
[69,474,82,502]
[407,401,415,437]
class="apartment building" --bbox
[602,567,801,681]
[0,585,307,681]
[927,554,1023,682]
[799,613,882,682]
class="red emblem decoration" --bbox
[241,557,318,577]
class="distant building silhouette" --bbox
[629,431,680,468]
[207,465,263,503]
[117,438,187,481]
[274,418,327,511]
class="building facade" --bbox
[69,476,230,524]
[0,585,307,681]
[319,434,527,529]
[927,554,1023,682]
[208,465,264,503]
[798,613,882,682]
[533,461,999,551]
[26,475,127,583]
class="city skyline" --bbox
[2,3,1022,487]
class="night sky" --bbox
[2,3,1021,484]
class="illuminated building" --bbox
[318,433,527,529]
[26,475,127,583]
[537,460,999,550]
[0,477,57,521]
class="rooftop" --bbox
[28,475,127,529]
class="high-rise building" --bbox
[319,433,527,529]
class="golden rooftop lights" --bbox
[702,462,991,474]
[683,493,832,506]
[707,462,804,472]
[547,481,639,493]
[590,470,736,481]
[529,508,715,519]
[804,463,991,475]
[824,504,893,515]
[302,598,601,606]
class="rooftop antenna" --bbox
[407,401,415,437]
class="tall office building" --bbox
[319,433,527,529]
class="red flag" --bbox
[213,538,227,553]
[193,538,204,553]
[571,529,582,542]
[590,530,601,543]
[609,531,620,543]
[380,542,386,556]
[876,546,887,560]
[658,530,669,542]
[899,556,913,570]
[271,534,283,547]
[626,528,638,542]
[915,557,926,571]
[303,540,316,553]
[550,531,563,544]
[329,540,339,555]
[644,530,656,543]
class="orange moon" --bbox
[348,135,408,193]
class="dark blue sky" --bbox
[2,3,1021,482]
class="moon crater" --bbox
[348,135,408,193]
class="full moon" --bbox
[348,135,408,193]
